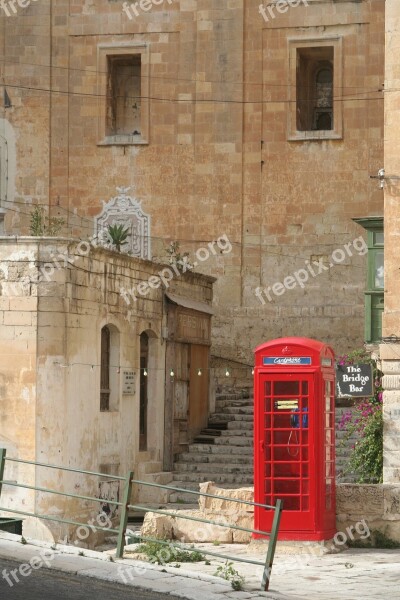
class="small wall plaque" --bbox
[122,370,135,395]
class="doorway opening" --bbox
[139,332,149,451]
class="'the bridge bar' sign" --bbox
[335,363,374,397]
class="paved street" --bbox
[0,558,177,600]
[1,533,400,600]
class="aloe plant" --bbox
[107,224,130,252]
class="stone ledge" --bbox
[141,483,400,544]
[337,483,400,541]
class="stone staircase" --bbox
[169,391,253,503]
[134,451,174,503]
[169,392,358,502]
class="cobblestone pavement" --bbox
[0,532,399,600]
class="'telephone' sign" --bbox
[263,357,312,366]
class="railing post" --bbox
[115,470,133,559]
[0,449,7,500]
[261,498,283,591]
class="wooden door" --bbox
[188,345,209,438]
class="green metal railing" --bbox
[0,449,283,591]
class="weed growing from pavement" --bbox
[214,561,246,591]
[136,539,205,564]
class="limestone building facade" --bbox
[0,237,214,540]
[381,0,400,488]
[2,0,399,542]
[0,0,385,378]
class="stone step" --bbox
[209,413,253,422]
[177,452,252,464]
[193,434,217,444]
[173,462,253,474]
[215,399,254,410]
[214,436,253,446]
[220,428,254,439]
[168,480,252,502]
[226,421,253,431]
[215,392,252,401]
[224,405,254,415]
[205,422,229,430]
[137,461,164,476]
[187,444,253,456]
[173,472,254,485]
[135,471,174,503]
[200,429,223,436]
[128,501,199,518]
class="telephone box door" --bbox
[255,372,316,533]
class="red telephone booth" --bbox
[254,337,336,541]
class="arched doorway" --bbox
[139,332,149,451]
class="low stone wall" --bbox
[141,482,400,544]
[141,482,255,544]
[337,484,400,542]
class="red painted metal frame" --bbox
[254,337,336,541]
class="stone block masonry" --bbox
[0,0,384,373]
[0,238,213,544]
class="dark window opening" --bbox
[106,55,141,136]
[100,326,111,411]
[140,332,149,451]
[296,47,334,132]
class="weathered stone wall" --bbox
[142,482,400,544]
[381,0,400,488]
[0,1,385,375]
[142,482,255,544]
[337,484,400,542]
[0,238,213,542]
[0,241,39,524]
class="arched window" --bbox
[100,325,120,411]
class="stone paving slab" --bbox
[0,532,399,600]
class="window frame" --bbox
[97,43,150,146]
[0,135,7,204]
[287,36,343,141]
[100,325,111,411]
[100,324,121,412]
[353,217,384,343]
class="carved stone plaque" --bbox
[95,186,151,259]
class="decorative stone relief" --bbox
[95,186,151,259]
